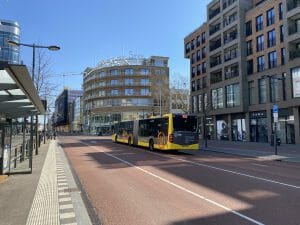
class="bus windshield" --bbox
[173,115,197,132]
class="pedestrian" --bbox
[53,130,57,140]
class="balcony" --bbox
[209,7,221,20]
[209,23,221,36]
[210,57,222,68]
[223,0,236,10]
[287,0,300,12]
[224,31,237,45]
[290,49,300,60]
[209,39,222,52]
[224,49,237,62]
[225,64,239,79]
[210,71,223,84]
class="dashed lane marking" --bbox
[80,141,265,225]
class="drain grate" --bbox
[63,187,80,193]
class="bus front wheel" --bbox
[149,139,155,151]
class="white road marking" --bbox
[147,151,300,190]
[59,204,74,210]
[60,212,76,219]
[251,163,269,168]
[80,141,264,225]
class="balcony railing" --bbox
[210,58,222,68]
[224,50,237,62]
[210,73,223,84]
[209,24,221,35]
[287,0,300,11]
[289,26,299,35]
[209,7,221,19]
[223,0,236,10]
[224,32,237,45]
[290,50,300,60]
[225,70,239,79]
[210,39,222,51]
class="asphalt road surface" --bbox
[59,136,300,225]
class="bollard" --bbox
[20,145,23,162]
[14,148,17,168]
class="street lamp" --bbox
[7,40,60,171]
[262,74,285,155]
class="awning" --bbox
[0,62,45,119]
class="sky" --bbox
[1,0,210,94]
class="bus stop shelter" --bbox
[0,62,45,174]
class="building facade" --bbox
[53,88,83,132]
[83,56,170,134]
[71,96,83,133]
[0,19,20,64]
[185,0,300,144]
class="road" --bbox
[59,136,300,225]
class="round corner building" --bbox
[83,56,170,134]
[0,19,20,64]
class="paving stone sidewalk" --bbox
[200,140,300,163]
[0,140,93,225]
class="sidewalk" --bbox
[200,140,300,163]
[0,140,93,225]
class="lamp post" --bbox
[262,74,285,155]
[7,40,60,171]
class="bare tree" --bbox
[170,73,190,114]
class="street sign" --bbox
[273,105,278,113]
[273,105,279,123]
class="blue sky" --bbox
[1,0,210,92]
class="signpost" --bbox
[273,105,278,155]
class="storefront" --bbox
[206,117,215,140]
[231,114,246,141]
[216,115,229,140]
[250,111,268,143]
[277,108,295,144]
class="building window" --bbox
[267,29,276,47]
[99,90,105,96]
[201,32,206,43]
[125,89,134,96]
[247,60,253,75]
[125,78,134,85]
[202,47,206,58]
[186,42,191,54]
[282,73,287,100]
[259,79,267,103]
[257,56,265,72]
[246,40,252,56]
[140,88,150,96]
[268,51,277,69]
[192,67,196,77]
[192,81,195,92]
[280,25,284,42]
[197,35,201,47]
[192,95,197,113]
[246,21,252,36]
[99,81,105,87]
[204,93,208,110]
[191,39,195,50]
[110,79,118,86]
[197,79,200,90]
[248,81,255,105]
[292,67,300,98]
[124,68,134,75]
[226,83,240,107]
[191,53,196,64]
[111,89,119,96]
[140,78,149,85]
[256,35,264,52]
[198,94,202,112]
[270,78,279,102]
[281,48,286,65]
[99,71,106,78]
[267,8,275,26]
[256,15,263,31]
[279,3,283,20]
[212,88,224,109]
[197,50,201,61]
[197,64,201,75]
[202,62,206,73]
[110,69,119,76]
[202,76,207,88]
[140,68,150,75]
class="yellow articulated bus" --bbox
[112,113,199,151]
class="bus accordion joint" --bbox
[168,133,174,143]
